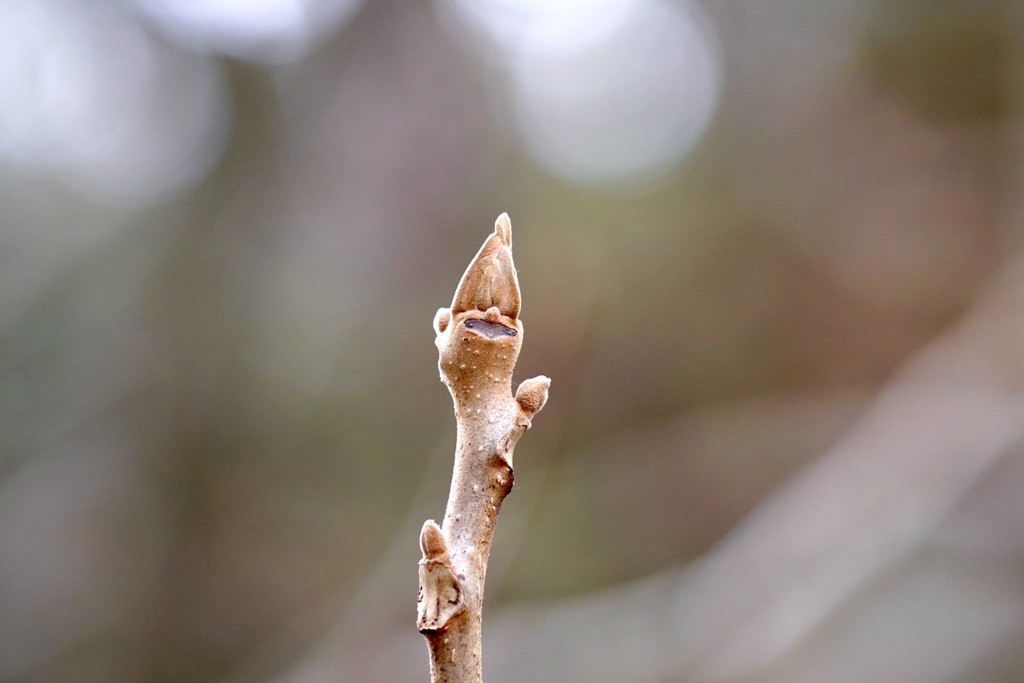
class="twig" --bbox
[416,214,550,683]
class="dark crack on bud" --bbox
[464,319,517,338]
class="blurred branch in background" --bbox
[1,0,1023,682]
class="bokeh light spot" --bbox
[0,0,229,207]
[443,0,722,186]
[126,0,365,63]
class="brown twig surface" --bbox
[416,214,550,683]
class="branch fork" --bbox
[417,214,550,683]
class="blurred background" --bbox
[2,0,1024,681]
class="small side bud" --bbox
[420,520,448,561]
[434,308,451,335]
[516,375,551,416]
[417,520,463,632]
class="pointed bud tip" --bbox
[449,214,521,318]
[494,213,511,246]
[419,520,447,560]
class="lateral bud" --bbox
[516,375,551,417]
[417,520,464,632]
[433,308,451,335]
[419,519,449,562]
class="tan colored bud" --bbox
[516,375,551,416]
[450,214,521,320]
[433,308,451,335]
[419,520,449,562]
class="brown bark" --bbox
[416,214,550,683]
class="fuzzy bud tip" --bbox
[494,213,512,246]
[516,375,551,415]
[419,520,448,561]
